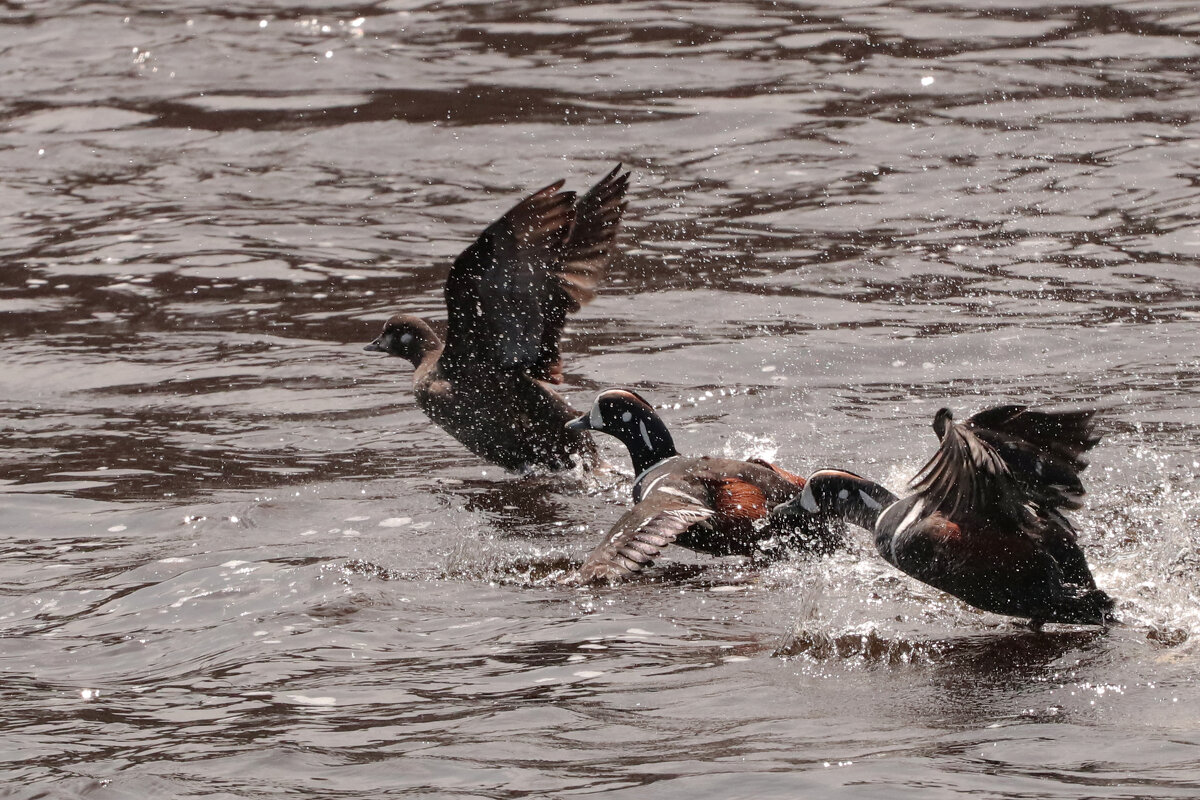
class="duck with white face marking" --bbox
[563,388,843,583]
[364,166,630,474]
[769,405,1115,627]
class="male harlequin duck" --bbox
[365,166,629,473]
[563,388,842,583]
[770,405,1114,627]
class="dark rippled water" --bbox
[4,2,1200,797]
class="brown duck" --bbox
[365,166,629,473]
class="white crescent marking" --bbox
[589,402,605,430]
[800,485,819,513]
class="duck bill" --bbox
[565,414,592,432]
[363,338,386,352]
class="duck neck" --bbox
[402,324,442,369]
[622,416,678,476]
[412,338,443,370]
[853,480,899,531]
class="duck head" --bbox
[933,407,954,440]
[364,315,441,368]
[567,388,678,474]
[792,469,899,532]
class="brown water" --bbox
[3,1,1200,797]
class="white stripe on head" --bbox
[399,332,414,346]
[638,419,652,450]
[858,489,882,512]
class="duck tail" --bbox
[1056,588,1117,627]
[1089,589,1119,626]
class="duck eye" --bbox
[399,332,414,346]
[621,411,633,422]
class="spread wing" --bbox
[963,406,1099,512]
[911,405,1102,588]
[440,181,575,378]
[536,165,629,382]
[440,167,629,383]
[576,494,714,584]
[963,406,1101,588]
[911,417,1018,525]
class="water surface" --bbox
[3,1,1200,797]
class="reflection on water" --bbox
[3,0,1200,797]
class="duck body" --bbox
[414,355,594,473]
[365,166,629,474]
[875,494,1110,624]
[778,406,1114,626]
[631,454,818,557]
[566,389,841,582]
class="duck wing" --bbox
[963,406,1100,512]
[441,168,629,383]
[441,180,576,379]
[577,493,714,583]
[911,406,1101,590]
[536,165,630,382]
[966,406,1102,590]
[911,412,1019,526]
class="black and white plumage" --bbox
[564,388,841,583]
[771,405,1114,626]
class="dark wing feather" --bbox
[912,406,1103,586]
[1037,507,1100,590]
[964,406,1100,512]
[441,181,575,378]
[534,165,629,382]
[965,406,1099,462]
[910,420,1022,527]
[577,494,714,584]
